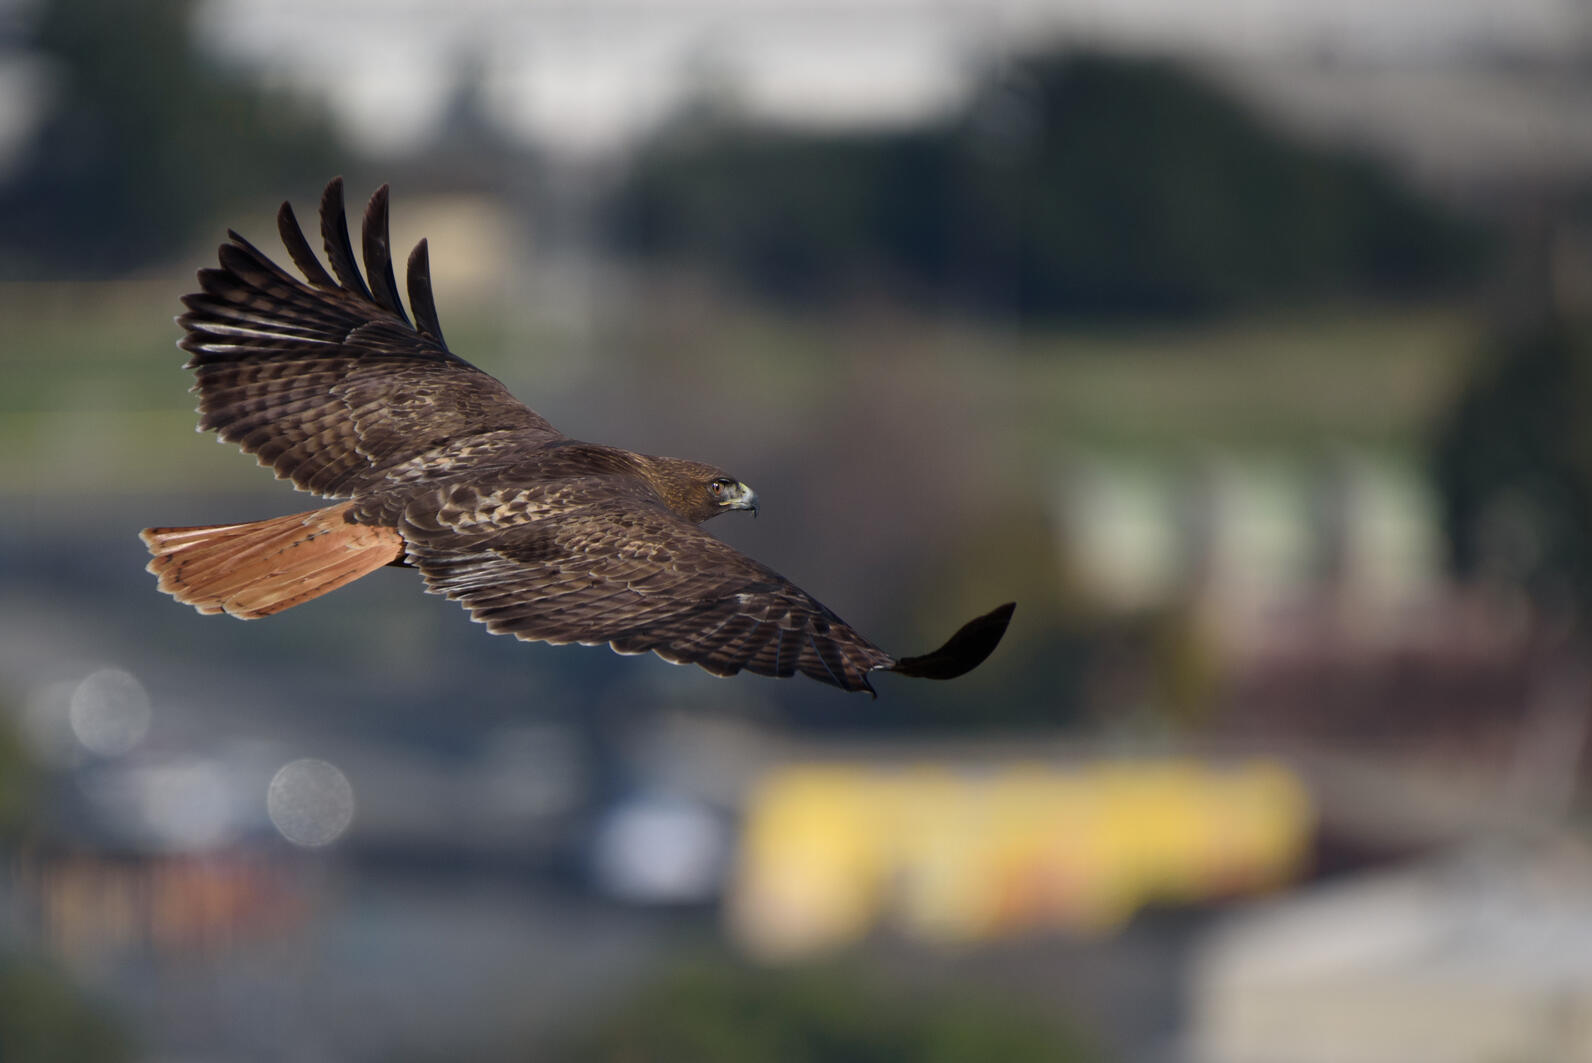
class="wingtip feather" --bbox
[406,238,447,347]
[277,199,337,290]
[361,183,411,323]
[319,177,375,301]
[889,602,1015,681]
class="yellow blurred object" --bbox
[730,758,1312,959]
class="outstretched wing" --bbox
[178,178,560,499]
[399,478,906,693]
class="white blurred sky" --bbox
[0,0,1583,170]
[187,0,1589,156]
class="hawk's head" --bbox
[644,457,758,524]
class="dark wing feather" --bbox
[891,602,1015,680]
[406,239,446,346]
[178,178,560,499]
[359,184,410,322]
[399,481,896,693]
[318,177,374,302]
[276,201,336,290]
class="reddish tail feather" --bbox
[141,503,403,619]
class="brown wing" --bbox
[177,178,560,499]
[397,478,897,693]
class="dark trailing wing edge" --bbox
[888,602,1015,681]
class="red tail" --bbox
[140,503,404,619]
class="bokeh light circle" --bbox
[68,668,151,756]
[266,758,355,847]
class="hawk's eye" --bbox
[710,478,729,495]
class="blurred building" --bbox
[1056,449,1587,786]
[1056,451,1441,624]
[730,757,1312,958]
[1192,840,1592,1063]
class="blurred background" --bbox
[2,0,1591,1059]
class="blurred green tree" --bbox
[0,957,131,1062]
[608,51,1487,321]
[0,707,36,842]
[557,955,1104,1063]
[1433,314,1592,614]
[1432,191,1592,615]
[0,701,125,1062]
[0,0,339,277]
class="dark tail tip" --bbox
[890,602,1015,681]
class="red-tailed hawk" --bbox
[141,180,1013,694]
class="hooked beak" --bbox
[721,481,758,517]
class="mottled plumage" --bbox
[142,179,1013,694]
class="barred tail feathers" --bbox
[141,503,404,619]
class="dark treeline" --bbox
[2,2,1489,313]
[0,0,337,278]
[1435,313,1592,617]
[607,51,1488,321]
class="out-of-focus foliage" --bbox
[0,705,37,841]
[0,957,131,1062]
[559,954,1104,1063]
[0,0,339,277]
[1433,315,1592,616]
[608,51,1487,321]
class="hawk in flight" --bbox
[141,180,1013,694]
